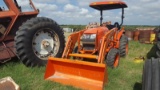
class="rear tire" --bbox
[157,41,160,50]
[106,48,120,68]
[15,17,65,67]
[142,58,160,90]
[119,35,128,57]
[156,51,160,58]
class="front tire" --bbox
[15,17,65,67]
[105,48,120,68]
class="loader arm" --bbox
[62,30,85,58]
[62,28,117,63]
[98,28,117,63]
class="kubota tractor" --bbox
[45,1,128,90]
[0,0,65,66]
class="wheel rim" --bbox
[32,29,60,60]
[114,54,120,68]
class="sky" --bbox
[0,0,160,25]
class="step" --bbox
[69,53,98,59]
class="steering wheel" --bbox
[0,7,2,11]
[114,22,120,30]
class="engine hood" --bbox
[84,27,109,34]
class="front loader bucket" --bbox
[45,57,108,90]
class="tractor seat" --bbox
[106,22,121,30]
[106,25,115,30]
[114,22,121,30]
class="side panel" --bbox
[0,41,16,62]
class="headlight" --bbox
[82,34,90,39]
[90,34,96,39]
[82,34,96,39]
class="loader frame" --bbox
[61,27,124,63]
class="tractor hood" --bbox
[84,27,109,34]
[81,27,109,51]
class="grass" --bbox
[0,32,154,90]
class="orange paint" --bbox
[90,1,127,10]
[45,58,108,90]
[69,53,97,59]
[113,54,120,68]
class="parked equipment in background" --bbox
[45,1,128,90]
[0,0,65,66]
[125,30,134,41]
[125,27,157,44]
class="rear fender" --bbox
[114,28,125,48]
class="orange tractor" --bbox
[45,1,128,90]
[0,0,65,66]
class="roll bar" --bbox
[100,8,125,26]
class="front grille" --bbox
[83,44,95,50]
